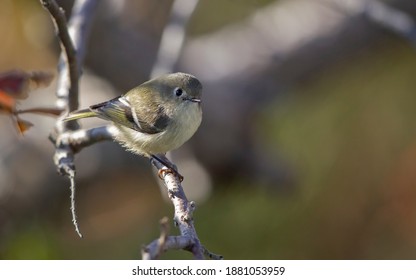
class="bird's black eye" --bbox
[174,87,183,96]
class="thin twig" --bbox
[203,246,224,260]
[69,170,82,238]
[16,107,63,116]
[50,125,115,152]
[141,217,191,260]
[156,217,170,257]
[142,235,193,260]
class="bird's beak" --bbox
[184,97,201,104]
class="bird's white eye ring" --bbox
[174,87,183,97]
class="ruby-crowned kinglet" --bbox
[64,72,202,175]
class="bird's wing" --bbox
[90,96,170,135]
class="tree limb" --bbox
[141,217,193,260]
[40,0,79,115]
[50,125,115,152]
[144,159,221,259]
[41,0,98,238]
[147,160,203,259]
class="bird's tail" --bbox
[63,108,98,122]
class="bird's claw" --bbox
[158,169,184,182]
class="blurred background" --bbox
[1,0,416,259]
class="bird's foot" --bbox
[151,154,184,182]
[158,168,184,182]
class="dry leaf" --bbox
[0,91,16,113]
[0,69,55,134]
[0,70,54,99]
[15,117,34,134]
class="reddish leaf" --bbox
[0,69,55,134]
[0,71,27,98]
[0,70,54,99]
[0,91,16,113]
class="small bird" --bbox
[64,72,203,179]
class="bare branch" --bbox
[144,159,220,259]
[203,247,224,260]
[151,0,200,78]
[69,170,82,238]
[51,126,113,238]
[156,217,170,257]
[50,125,114,175]
[327,0,416,45]
[41,0,96,170]
[58,125,115,153]
[67,0,98,76]
[142,235,193,260]
[141,217,195,260]
[41,0,97,114]
[41,0,98,237]
[40,0,79,114]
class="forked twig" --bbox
[40,0,97,238]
